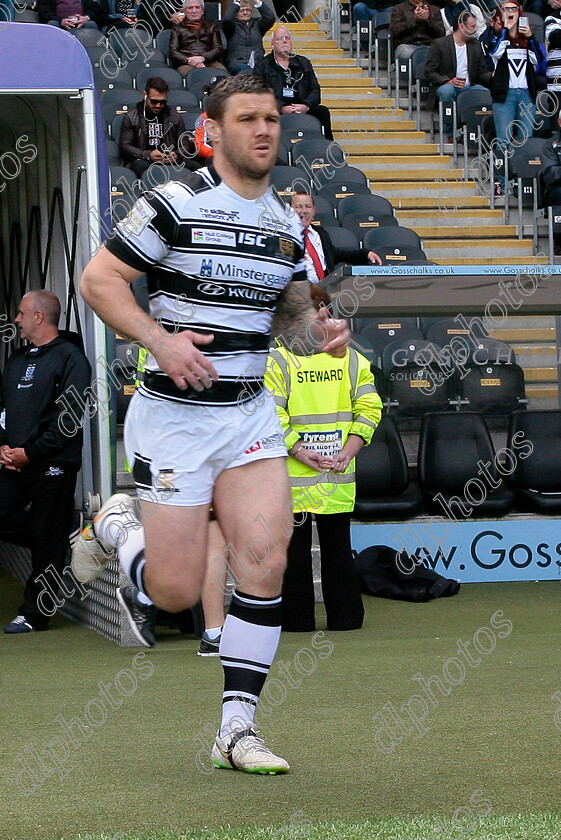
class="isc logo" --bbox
[238,232,266,247]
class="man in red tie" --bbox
[291,193,382,282]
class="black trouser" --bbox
[283,512,364,632]
[0,463,78,629]
[308,104,334,141]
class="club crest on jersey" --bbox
[201,259,213,277]
[279,238,295,258]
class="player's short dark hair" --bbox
[206,75,277,123]
[145,77,169,94]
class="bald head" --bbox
[25,291,61,327]
[272,26,292,58]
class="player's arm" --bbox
[81,247,217,392]
[271,278,350,356]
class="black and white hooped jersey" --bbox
[106,166,307,406]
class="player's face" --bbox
[291,194,315,227]
[212,93,280,181]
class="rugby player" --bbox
[72,74,350,774]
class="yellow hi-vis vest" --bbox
[264,345,382,514]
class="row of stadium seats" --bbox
[352,335,526,417]
[355,410,561,520]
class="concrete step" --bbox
[324,95,394,107]
[525,367,558,382]
[368,181,480,197]
[506,344,557,367]
[526,384,558,402]
[352,163,458,180]
[412,225,518,239]
[427,238,533,255]
[336,131,427,142]
[389,195,491,209]
[489,326,556,342]
[317,78,380,88]
[396,209,505,225]
[344,142,439,155]
[435,254,550,265]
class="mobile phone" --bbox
[519,15,528,26]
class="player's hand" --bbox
[0,444,12,466]
[316,306,350,356]
[367,250,382,265]
[153,330,218,392]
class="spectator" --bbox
[104,0,139,31]
[425,12,491,140]
[489,0,542,193]
[390,0,445,61]
[352,0,399,30]
[480,8,505,71]
[37,0,107,28]
[290,192,382,281]
[169,0,226,77]
[439,0,485,36]
[137,0,184,37]
[545,0,561,129]
[223,0,276,75]
[1,291,91,634]
[264,285,382,633]
[541,108,561,252]
[119,76,199,177]
[253,25,334,140]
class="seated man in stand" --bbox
[119,76,199,177]
[390,0,445,61]
[253,25,334,140]
[425,12,491,141]
[291,192,382,281]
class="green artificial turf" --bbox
[2,566,561,840]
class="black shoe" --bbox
[197,630,221,656]
[4,615,34,634]
[117,586,155,648]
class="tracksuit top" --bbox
[264,345,382,514]
[0,336,91,468]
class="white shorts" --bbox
[124,391,287,507]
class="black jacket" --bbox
[222,1,276,72]
[541,135,561,201]
[169,18,224,68]
[390,0,445,48]
[119,101,190,163]
[315,226,370,274]
[253,52,321,110]
[37,0,108,25]
[425,34,491,109]
[0,336,91,468]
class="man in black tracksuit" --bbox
[1,291,91,634]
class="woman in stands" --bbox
[264,286,382,633]
[169,0,226,77]
[222,0,276,75]
[489,0,542,194]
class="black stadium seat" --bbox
[280,113,323,135]
[338,193,393,220]
[381,338,457,416]
[363,226,422,252]
[136,66,184,91]
[418,412,514,517]
[269,165,310,196]
[376,245,427,264]
[358,317,422,357]
[316,181,372,207]
[458,338,526,415]
[507,410,561,512]
[93,66,134,94]
[100,90,140,126]
[322,226,360,253]
[354,415,423,520]
[341,213,398,242]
